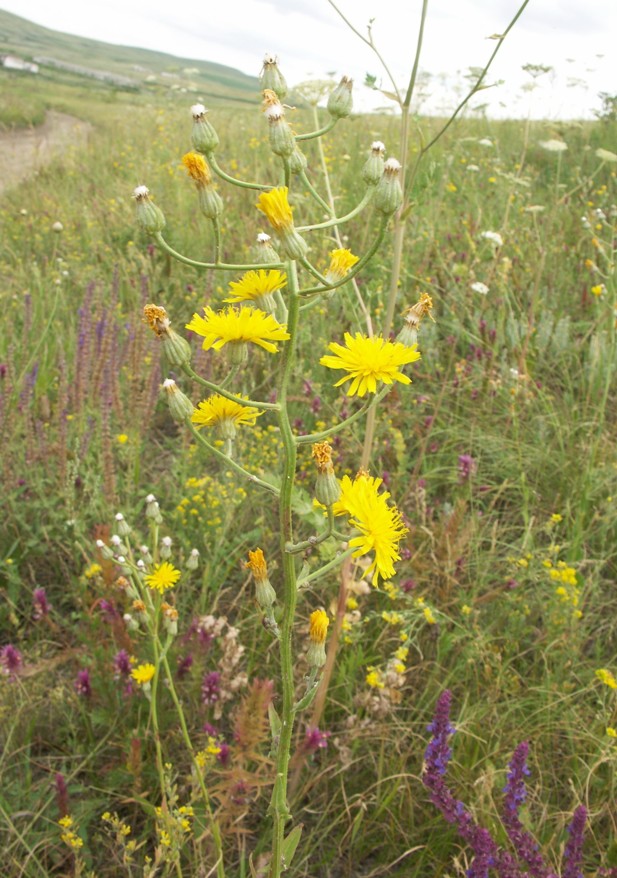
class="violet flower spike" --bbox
[562,806,586,878]
[502,742,551,878]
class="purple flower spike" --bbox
[563,806,586,878]
[502,742,550,878]
[303,726,331,753]
[75,668,92,697]
[33,587,50,620]
[424,689,455,777]
[201,670,221,705]
[113,650,132,678]
[0,644,23,678]
[458,453,477,482]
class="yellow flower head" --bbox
[403,292,435,329]
[131,663,156,685]
[596,668,617,690]
[312,440,334,474]
[191,394,263,430]
[256,186,294,232]
[116,433,129,444]
[320,333,421,397]
[224,269,287,308]
[143,303,171,337]
[326,248,359,283]
[182,151,212,186]
[366,668,384,689]
[309,609,329,645]
[246,547,268,583]
[145,561,181,594]
[333,473,408,585]
[186,305,290,354]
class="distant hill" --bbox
[0,8,260,105]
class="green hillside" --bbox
[0,8,260,116]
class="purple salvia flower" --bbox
[424,689,455,777]
[458,453,477,482]
[0,644,23,677]
[113,650,132,678]
[177,654,194,678]
[75,668,92,697]
[201,670,221,705]
[502,743,550,878]
[217,742,231,767]
[98,599,119,621]
[32,587,50,620]
[562,806,586,878]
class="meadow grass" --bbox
[0,84,616,877]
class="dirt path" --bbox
[0,110,93,196]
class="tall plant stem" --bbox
[269,260,301,878]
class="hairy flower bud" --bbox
[190,104,219,153]
[260,52,288,99]
[374,158,403,215]
[143,305,192,367]
[398,292,435,348]
[307,609,329,668]
[198,186,224,219]
[312,441,341,506]
[268,113,296,159]
[162,378,194,423]
[252,232,280,264]
[246,548,277,609]
[327,76,353,119]
[133,186,166,234]
[287,146,308,175]
[362,141,386,185]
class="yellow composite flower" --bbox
[320,333,421,397]
[333,473,408,585]
[224,269,287,305]
[596,668,617,690]
[145,561,181,594]
[326,248,359,282]
[131,663,156,685]
[191,394,263,430]
[309,609,329,645]
[182,151,212,186]
[256,186,294,232]
[186,305,289,353]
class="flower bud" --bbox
[123,612,140,632]
[397,292,435,348]
[278,228,308,260]
[307,609,329,668]
[96,539,115,561]
[186,548,200,571]
[287,146,308,175]
[160,536,173,560]
[327,76,353,119]
[252,232,280,264]
[246,548,277,609]
[260,53,288,99]
[163,327,193,368]
[198,186,224,219]
[190,104,219,153]
[145,494,160,519]
[374,158,403,215]
[268,113,296,159]
[312,441,341,506]
[115,513,131,538]
[162,602,179,636]
[362,141,386,185]
[133,186,166,234]
[162,378,194,423]
[140,544,153,565]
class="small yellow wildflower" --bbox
[309,609,329,645]
[58,816,73,829]
[596,668,617,689]
[131,663,156,685]
[256,186,294,232]
[325,248,359,283]
[320,333,420,397]
[191,394,263,434]
[550,513,563,523]
[225,269,287,307]
[116,433,129,444]
[366,668,384,689]
[84,563,102,579]
[590,284,605,297]
[607,727,617,738]
[182,151,212,186]
[423,606,436,625]
[461,604,472,615]
[186,305,289,354]
[382,610,403,625]
[145,562,181,594]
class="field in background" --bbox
[1,20,617,877]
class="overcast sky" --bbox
[2,0,615,118]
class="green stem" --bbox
[212,216,222,263]
[155,233,284,271]
[208,153,271,191]
[296,386,389,445]
[182,364,280,411]
[295,117,338,141]
[298,256,329,285]
[297,186,374,232]
[188,422,280,497]
[161,654,226,878]
[269,260,301,878]
[286,508,335,554]
[299,546,355,586]
[299,169,334,216]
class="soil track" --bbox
[0,111,92,196]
